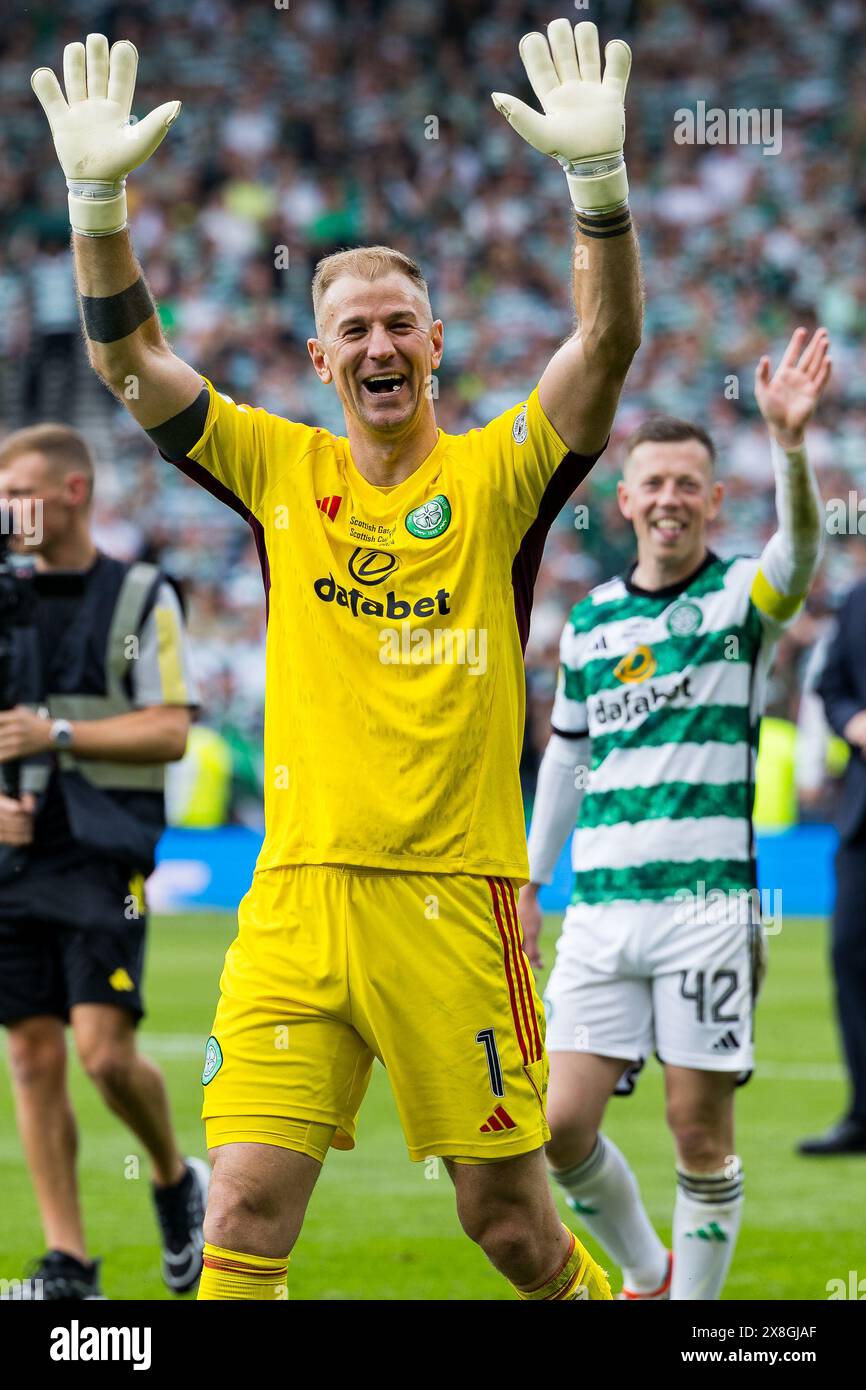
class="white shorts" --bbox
[543,896,763,1086]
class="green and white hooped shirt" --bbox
[552,551,790,908]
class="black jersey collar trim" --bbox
[624,549,719,600]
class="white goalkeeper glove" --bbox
[491,18,631,214]
[31,33,181,236]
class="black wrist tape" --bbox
[80,277,156,343]
[575,207,632,240]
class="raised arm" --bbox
[492,19,642,456]
[73,231,202,430]
[31,35,202,429]
[750,327,830,632]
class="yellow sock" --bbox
[514,1227,612,1301]
[197,1242,289,1300]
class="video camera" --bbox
[0,529,46,876]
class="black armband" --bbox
[80,277,156,343]
[146,386,210,461]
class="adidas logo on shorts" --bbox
[480,1105,517,1133]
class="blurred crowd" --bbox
[2,0,865,822]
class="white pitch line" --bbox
[138,1034,206,1058]
[751,1061,845,1082]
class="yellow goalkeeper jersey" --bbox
[173,381,602,878]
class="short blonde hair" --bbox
[0,422,94,503]
[311,245,432,338]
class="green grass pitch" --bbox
[0,913,860,1300]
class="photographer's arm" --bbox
[0,579,198,766]
[0,704,191,764]
[0,794,37,846]
[65,706,191,762]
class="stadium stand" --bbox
[3,0,864,820]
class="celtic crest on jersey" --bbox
[405,495,452,539]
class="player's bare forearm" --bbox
[493,20,641,454]
[538,214,643,455]
[68,705,191,763]
[750,328,830,625]
[73,228,202,428]
[573,212,642,368]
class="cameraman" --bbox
[0,423,207,1300]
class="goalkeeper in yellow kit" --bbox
[32,18,642,1300]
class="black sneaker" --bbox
[10,1250,106,1300]
[152,1156,210,1294]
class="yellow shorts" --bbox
[201,866,549,1163]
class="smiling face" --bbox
[617,438,724,576]
[307,271,443,437]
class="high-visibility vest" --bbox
[39,553,173,870]
[166,725,232,829]
[47,559,167,792]
[753,717,797,832]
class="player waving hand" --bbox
[33,20,642,1301]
